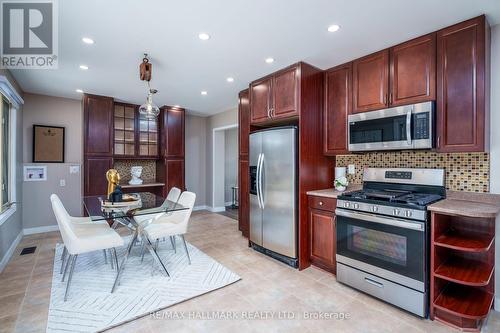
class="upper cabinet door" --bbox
[250,77,272,124]
[352,50,389,113]
[84,94,114,156]
[436,16,487,152]
[272,66,298,119]
[390,34,436,106]
[164,107,185,158]
[324,63,351,155]
[238,89,250,157]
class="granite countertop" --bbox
[428,191,500,218]
[306,184,362,199]
[121,181,165,188]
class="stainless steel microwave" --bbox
[348,101,434,152]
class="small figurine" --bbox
[129,166,143,185]
[106,169,121,199]
[109,185,123,203]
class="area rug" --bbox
[47,237,241,332]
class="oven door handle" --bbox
[335,208,424,231]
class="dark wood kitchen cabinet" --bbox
[250,77,272,124]
[390,33,436,106]
[83,94,114,196]
[84,157,113,196]
[250,63,299,124]
[324,63,351,155]
[436,15,489,152]
[352,35,436,113]
[84,94,114,156]
[157,106,185,196]
[238,89,250,237]
[352,50,389,113]
[308,196,337,273]
[273,66,298,119]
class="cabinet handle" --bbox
[437,136,440,148]
[389,93,393,105]
[383,94,387,105]
[319,201,323,206]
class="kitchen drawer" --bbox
[308,196,336,212]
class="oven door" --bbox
[335,208,426,291]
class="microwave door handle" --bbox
[256,153,262,209]
[406,107,412,146]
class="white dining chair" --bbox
[50,194,124,301]
[134,187,182,260]
[141,191,196,268]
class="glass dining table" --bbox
[83,192,188,292]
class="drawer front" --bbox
[337,263,426,317]
[308,196,336,211]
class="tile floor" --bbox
[1,210,499,333]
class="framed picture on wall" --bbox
[33,125,65,163]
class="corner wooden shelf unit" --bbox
[430,211,495,331]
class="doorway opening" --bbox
[212,124,238,220]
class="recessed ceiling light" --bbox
[226,77,234,83]
[76,89,84,93]
[82,37,94,44]
[201,91,208,95]
[265,57,274,64]
[198,33,210,40]
[79,64,89,70]
[327,24,340,32]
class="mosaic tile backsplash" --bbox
[336,152,490,193]
[113,160,156,183]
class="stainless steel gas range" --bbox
[335,168,445,317]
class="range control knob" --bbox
[372,206,378,213]
[393,209,400,216]
[353,203,360,209]
[343,202,350,208]
[405,210,412,218]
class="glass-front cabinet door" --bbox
[114,104,136,156]
[138,113,158,157]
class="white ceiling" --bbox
[9,0,500,116]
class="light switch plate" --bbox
[348,164,356,175]
[59,179,66,187]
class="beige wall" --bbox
[22,93,83,229]
[185,115,207,207]
[205,108,238,207]
[224,128,238,203]
[0,69,23,269]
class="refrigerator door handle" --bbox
[259,154,265,209]
[256,153,262,209]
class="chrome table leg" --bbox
[170,236,176,253]
[62,254,72,282]
[111,230,139,293]
[144,236,169,277]
[103,249,108,264]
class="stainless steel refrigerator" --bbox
[249,126,298,267]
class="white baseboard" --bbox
[23,225,59,235]
[495,296,500,311]
[210,206,226,213]
[224,201,233,207]
[193,205,210,211]
[0,230,22,273]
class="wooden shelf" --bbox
[434,284,494,320]
[435,231,494,252]
[434,257,494,286]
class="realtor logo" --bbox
[1,0,58,69]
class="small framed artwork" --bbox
[33,125,65,163]
[24,166,47,181]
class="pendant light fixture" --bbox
[138,54,160,119]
